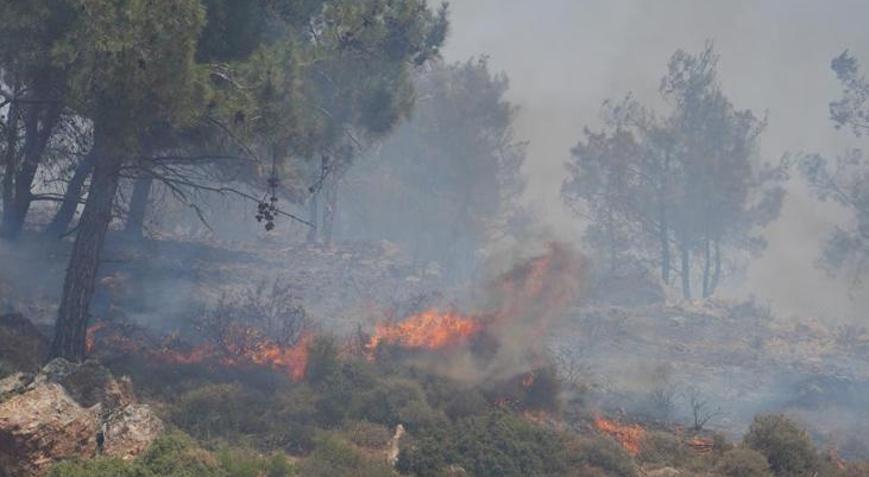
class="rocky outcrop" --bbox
[0,382,98,476]
[0,359,163,476]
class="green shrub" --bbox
[398,411,577,477]
[522,366,562,412]
[298,435,394,477]
[138,433,222,477]
[266,453,296,477]
[637,431,690,467]
[305,336,340,387]
[442,388,490,420]
[573,436,637,477]
[743,415,820,477]
[343,420,393,448]
[715,447,773,477]
[47,458,151,477]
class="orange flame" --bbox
[593,416,646,456]
[87,322,313,382]
[365,309,484,357]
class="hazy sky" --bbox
[441,0,869,321]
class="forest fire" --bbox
[86,322,313,382]
[365,309,485,357]
[593,416,646,456]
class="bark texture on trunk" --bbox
[45,153,95,237]
[49,142,122,362]
[306,192,319,244]
[1,98,62,239]
[322,176,339,246]
[680,241,691,300]
[124,174,153,238]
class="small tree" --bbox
[743,414,820,477]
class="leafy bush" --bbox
[398,411,579,477]
[637,431,690,467]
[743,415,820,477]
[715,447,773,477]
[343,420,393,448]
[48,433,297,477]
[47,458,151,477]
[298,435,394,477]
[572,436,638,477]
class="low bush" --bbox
[743,415,820,477]
[297,435,394,477]
[714,447,773,477]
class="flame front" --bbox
[366,309,484,356]
[593,416,646,456]
[87,322,313,382]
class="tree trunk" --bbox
[702,235,712,298]
[0,101,62,239]
[306,192,319,244]
[49,140,122,362]
[680,241,691,300]
[1,96,20,233]
[659,217,670,284]
[710,239,722,294]
[124,174,153,238]
[321,175,339,246]
[45,153,95,237]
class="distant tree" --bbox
[0,2,73,239]
[743,414,820,477]
[795,51,869,285]
[563,43,785,299]
[342,57,526,277]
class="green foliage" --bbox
[298,435,394,477]
[715,447,773,477]
[572,436,638,477]
[305,335,341,386]
[49,433,297,477]
[342,420,393,448]
[743,415,820,477]
[398,411,581,477]
[637,431,691,468]
[47,458,151,477]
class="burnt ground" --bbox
[552,301,869,459]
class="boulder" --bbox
[103,403,164,461]
[0,359,162,476]
[0,382,98,476]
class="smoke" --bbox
[442,0,869,322]
[400,242,586,383]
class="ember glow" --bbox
[86,322,313,382]
[365,309,485,356]
[593,416,646,456]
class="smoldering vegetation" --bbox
[2,2,869,477]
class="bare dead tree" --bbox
[684,386,722,431]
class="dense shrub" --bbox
[48,433,297,477]
[343,420,393,448]
[637,431,690,467]
[714,447,773,477]
[47,458,151,477]
[398,411,580,477]
[169,383,317,452]
[298,435,394,477]
[743,415,820,477]
[572,436,638,477]
[522,366,562,412]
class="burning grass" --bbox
[593,415,647,456]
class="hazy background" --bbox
[441,0,869,321]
